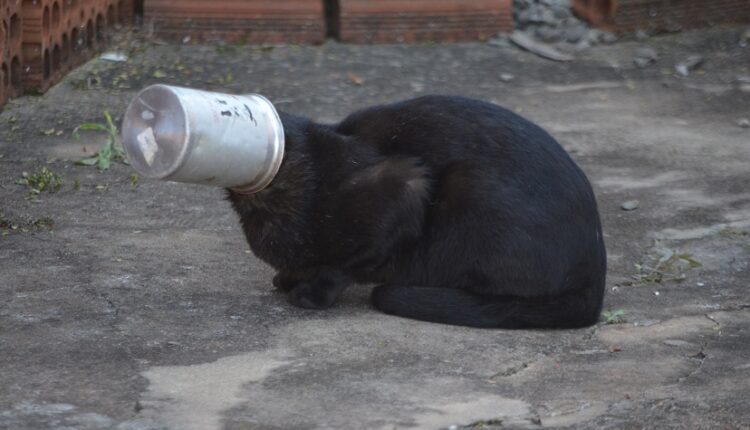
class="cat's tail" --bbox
[370,285,603,329]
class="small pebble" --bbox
[621,200,640,211]
[696,282,705,287]
[675,55,704,77]
[635,30,650,41]
[633,57,653,68]
[499,73,515,82]
[635,47,658,59]
[600,31,618,44]
[740,28,750,47]
[575,39,592,52]
[654,291,660,296]
[737,118,750,128]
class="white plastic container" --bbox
[121,84,285,193]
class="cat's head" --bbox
[226,113,316,213]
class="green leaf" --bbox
[73,123,108,139]
[104,111,116,131]
[677,254,702,268]
[75,123,107,130]
[153,70,167,78]
[73,112,124,171]
[98,146,112,170]
[603,309,626,324]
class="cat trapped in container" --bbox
[227,95,606,328]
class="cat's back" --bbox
[337,95,564,162]
[337,95,589,196]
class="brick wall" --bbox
[613,0,750,33]
[338,0,513,43]
[143,0,326,44]
[574,0,750,33]
[0,0,133,110]
[141,0,513,45]
[2,0,23,108]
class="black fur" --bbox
[227,96,606,328]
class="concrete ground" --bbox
[1,26,749,429]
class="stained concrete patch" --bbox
[595,170,689,191]
[597,316,716,345]
[656,219,750,240]
[409,395,532,429]
[218,316,543,429]
[139,351,289,430]
[539,400,608,427]
[127,316,540,430]
[0,403,115,430]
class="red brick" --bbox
[575,0,750,33]
[614,0,750,33]
[19,0,127,93]
[21,0,68,92]
[338,0,513,43]
[2,0,24,106]
[143,0,326,44]
[572,0,616,30]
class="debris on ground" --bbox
[347,73,364,86]
[740,28,750,47]
[499,73,516,82]
[510,30,574,62]
[99,52,129,62]
[512,0,615,46]
[675,55,704,77]
[621,200,640,211]
[736,118,750,128]
[635,30,651,41]
[73,111,128,171]
[15,167,63,197]
[487,35,513,49]
[602,309,626,324]
[0,214,54,234]
[633,47,658,68]
[629,248,702,286]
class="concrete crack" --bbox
[704,313,721,330]
[678,344,707,382]
[488,362,529,381]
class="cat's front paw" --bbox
[288,282,336,309]
[273,273,299,292]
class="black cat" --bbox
[227,95,606,328]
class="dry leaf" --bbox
[348,73,364,86]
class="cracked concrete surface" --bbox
[1,26,749,429]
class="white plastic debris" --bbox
[510,30,574,62]
[675,55,704,77]
[99,52,128,62]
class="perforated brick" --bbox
[2,0,23,108]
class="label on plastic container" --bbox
[136,126,159,166]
